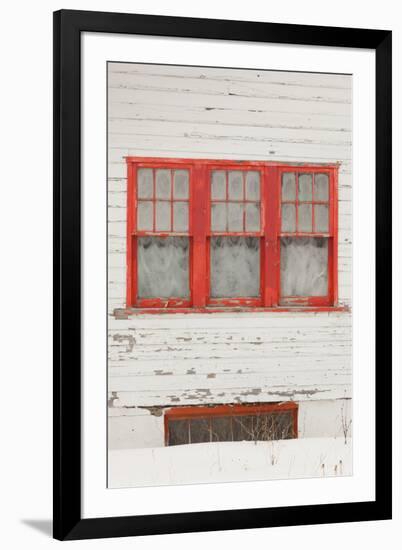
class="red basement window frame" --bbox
[125,157,339,312]
[164,402,299,446]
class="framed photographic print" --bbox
[53,9,392,540]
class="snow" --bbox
[108,437,352,489]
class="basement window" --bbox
[164,403,298,446]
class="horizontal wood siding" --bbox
[107,63,352,409]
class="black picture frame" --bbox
[53,9,392,541]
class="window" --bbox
[164,403,298,446]
[126,158,338,310]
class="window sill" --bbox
[113,305,349,318]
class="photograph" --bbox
[107,61,353,489]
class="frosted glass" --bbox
[245,203,260,231]
[281,204,296,232]
[246,171,260,200]
[210,236,260,297]
[155,201,171,231]
[298,204,312,232]
[137,201,153,231]
[173,170,189,199]
[211,203,227,231]
[298,173,312,201]
[314,205,329,232]
[314,173,329,201]
[228,202,244,231]
[138,237,190,298]
[280,237,328,297]
[282,173,296,201]
[173,202,188,232]
[211,171,226,200]
[228,171,243,200]
[137,168,153,199]
[155,169,171,199]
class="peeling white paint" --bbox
[107,63,352,437]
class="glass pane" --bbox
[245,171,260,200]
[280,237,328,297]
[155,201,171,231]
[211,203,227,232]
[245,203,260,231]
[168,419,189,446]
[281,203,296,232]
[137,168,153,199]
[173,202,189,232]
[227,202,244,231]
[314,205,329,232]
[298,204,312,232]
[211,170,226,200]
[210,236,260,298]
[298,173,313,201]
[155,169,171,199]
[211,416,233,442]
[232,416,254,442]
[314,173,329,201]
[138,237,190,298]
[274,412,294,440]
[252,413,294,441]
[282,173,296,201]
[173,170,189,199]
[137,201,153,231]
[190,418,211,443]
[228,171,243,200]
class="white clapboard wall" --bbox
[107,62,352,410]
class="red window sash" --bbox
[125,158,339,310]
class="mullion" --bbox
[152,169,156,232]
[170,169,174,232]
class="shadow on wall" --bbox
[21,519,52,538]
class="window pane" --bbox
[210,236,260,298]
[274,412,294,440]
[138,237,190,298]
[137,201,153,231]
[228,171,243,200]
[314,173,329,201]
[298,204,312,232]
[211,170,226,200]
[232,415,254,441]
[280,237,328,297]
[173,202,189,232]
[228,202,244,231]
[281,203,296,232]
[190,418,211,443]
[246,171,260,200]
[173,170,189,199]
[137,168,153,199]
[252,413,294,441]
[168,419,189,446]
[282,173,296,201]
[211,202,227,232]
[298,173,313,201]
[211,416,233,442]
[155,169,171,199]
[155,201,171,231]
[245,203,260,231]
[314,205,329,232]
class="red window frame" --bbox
[164,402,299,446]
[125,157,339,311]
